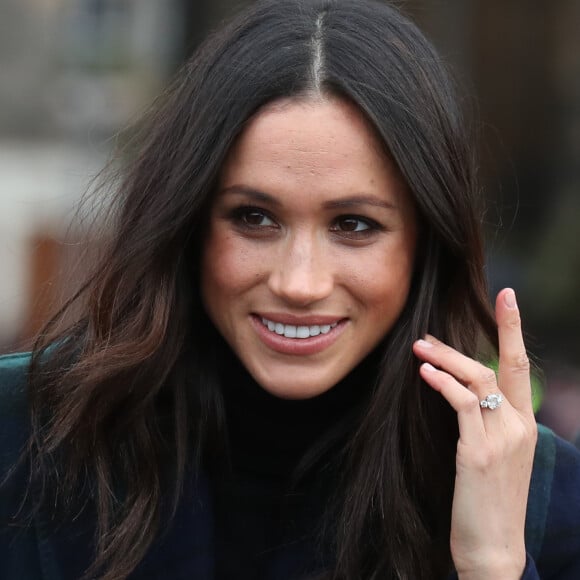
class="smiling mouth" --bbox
[259,316,338,339]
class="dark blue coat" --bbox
[1,352,580,579]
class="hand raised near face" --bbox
[413,288,537,580]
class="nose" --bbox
[267,233,334,307]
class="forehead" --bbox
[232,96,382,157]
[219,96,407,198]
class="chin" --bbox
[252,370,339,400]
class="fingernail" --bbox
[417,339,433,348]
[504,289,517,309]
[422,362,437,372]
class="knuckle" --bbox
[438,372,456,390]
[507,351,530,374]
[470,445,496,470]
[478,367,497,387]
[463,392,481,413]
[457,391,481,415]
[510,426,527,445]
[506,312,522,330]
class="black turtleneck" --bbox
[212,346,379,580]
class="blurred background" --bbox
[0,0,579,440]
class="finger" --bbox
[496,288,533,414]
[420,362,487,445]
[414,336,500,402]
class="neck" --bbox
[217,343,380,480]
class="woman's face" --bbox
[201,97,417,399]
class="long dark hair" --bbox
[25,1,497,578]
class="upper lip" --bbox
[254,312,345,326]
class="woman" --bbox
[1,0,579,579]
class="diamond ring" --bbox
[480,393,503,410]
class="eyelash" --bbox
[226,205,385,240]
[329,215,384,239]
[228,206,278,231]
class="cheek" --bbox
[345,242,415,313]
[201,230,262,300]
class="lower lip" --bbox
[250,315,348,356]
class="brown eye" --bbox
[243,211,269,226]
[338,217,367,232]
[229,206,278,229]
[332,216,372,233]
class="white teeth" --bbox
[260,317,339,339]
[309,325,321,337]
[296,326,310,338]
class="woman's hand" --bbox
[413,288,538,580]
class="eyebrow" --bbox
[322,196,397,211]
[218,185,397,211]
[219,185,282,206]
